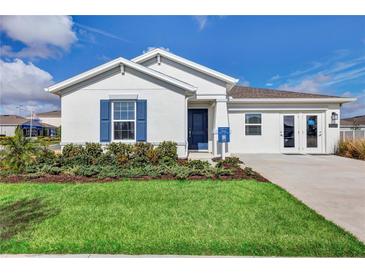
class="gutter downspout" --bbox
[184,94,195,158]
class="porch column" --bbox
[213,99,229,156]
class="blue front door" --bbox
[188,109,208,150]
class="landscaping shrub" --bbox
[186,160,213,177]
[131,142,154,166]
[75,165,101,177]
[107,143,133,166]
[62,153,93,166]
[0,138,264,181]
[167,165,191,180]
[85,143,103,159]
[95,152,117,166]
[97,165,121,178]
[0,128,39,172]
[142,165,163,177]
[118,166,146,178]
[336,139,365,160]
[24,165,39,174]
[37,136,61,144]
[107,142,133,157]
[215,167,234,176]
[187,160,210,170]
[36,147,58,165]
[0,136,14,145]
[216,157,243,169]
[62,165,82,176]
[146,148,159,165]
[41,165,62,175]
[116,154,130,166]
[156,141,177,163]
[62,144,85,158]
[244,167,254,176]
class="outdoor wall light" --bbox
[331,112,339,124]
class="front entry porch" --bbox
[187,151,214,162]
[187,99,229,157]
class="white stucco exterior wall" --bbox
[227,103,341,154]
[228,111,281,153]
[61,66,187,156]
[38,117,61,127]
[325,105,341,153]
[0,125,17,136]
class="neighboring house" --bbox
[0,115,57,137]
[45,48,355,157]
[340,115,365,141]
[30,110,61,127]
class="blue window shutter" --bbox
[100,100,111,142]
[136,100,147,141]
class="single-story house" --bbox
[340,115,365,141]
[45,48,356,157]
[0,115,57,137]
[28,110,61,127]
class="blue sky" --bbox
[1,16,365,117]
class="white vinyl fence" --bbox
[340,129,365,141]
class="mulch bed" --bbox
[0,168,269,184]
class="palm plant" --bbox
[0,127,39,172]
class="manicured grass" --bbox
[0,180,364,256]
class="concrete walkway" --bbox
[236,154,365,243]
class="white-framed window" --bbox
[245,113,262,136]
[112,101,136,141]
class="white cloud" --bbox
[142,46,170,54]
[0,59,59,115]
[272,50,365,117]
[265,83,273,87]
[278,74,331,93]
[194,16,208,31]
[0,16,77,59]
[341,90,365,118]
[238,78,250,86]
[0,44,59,59]
[269,74,280,81]
[75,23,130,43]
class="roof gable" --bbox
[132,48,238,84]
[45,56,197,95]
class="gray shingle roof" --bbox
[0,115,27,125]
[0,115,56,128]
[229,85,340,99]
[341,115,365,126]
[36,110,61,117]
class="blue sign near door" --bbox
[218,127,230,143]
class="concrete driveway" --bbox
[236,154,365,243]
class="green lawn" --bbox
[0,180,364,256]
